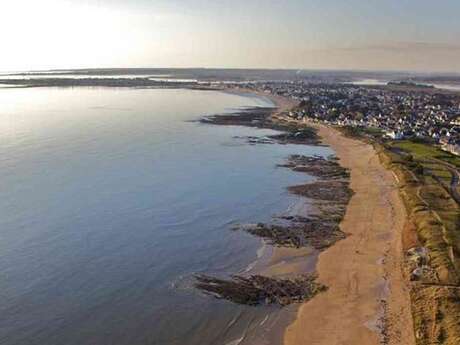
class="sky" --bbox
[1,0,460,73]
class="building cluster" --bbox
[231,81,460,155]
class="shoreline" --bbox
[197,89,349,344]
[283,124,414,345]
[220,86,300,113]
[213,90,334,345]
[220,89,414,344]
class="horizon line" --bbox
[2,66,460,76]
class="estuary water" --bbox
[0,87,330,345]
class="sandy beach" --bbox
[214,89,415,344]
[284,124,415,345]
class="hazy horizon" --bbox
[2,0,460,73]
[3,67,460,77]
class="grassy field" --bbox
[335,125,384,140]
[377,141,460,345]
[390,140,460,166]
[389,140,460,200]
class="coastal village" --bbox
[230,81,460,155]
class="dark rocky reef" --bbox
[200,107,322,145]
[196,114,352,308]
[288,180,352,202]
[242,216,346,251]
[195,273,326,306]
[201,107,273,127]
[236,155,353,250]
[195,155,352,306]
[278,155,349,179]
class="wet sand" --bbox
[284,124,415,345]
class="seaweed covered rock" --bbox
[195,273,326,306]
[234,155,353,250]
[237,219,345,250]
[278,155,350,180]
[200,107,321,145]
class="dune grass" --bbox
[377,142,460,345]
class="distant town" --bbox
[228,81,460,156]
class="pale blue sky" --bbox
[1,0,459,72]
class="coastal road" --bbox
[422,157,460,204]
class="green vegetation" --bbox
[390,140,460,166]
[377,141,460,345]
[388,140,460,198]
[335,125,383,140]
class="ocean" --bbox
[0,86,331,345]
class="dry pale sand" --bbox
[284,125,415,345]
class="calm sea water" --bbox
[0,87,331,345]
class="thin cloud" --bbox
[322,42,460,53]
